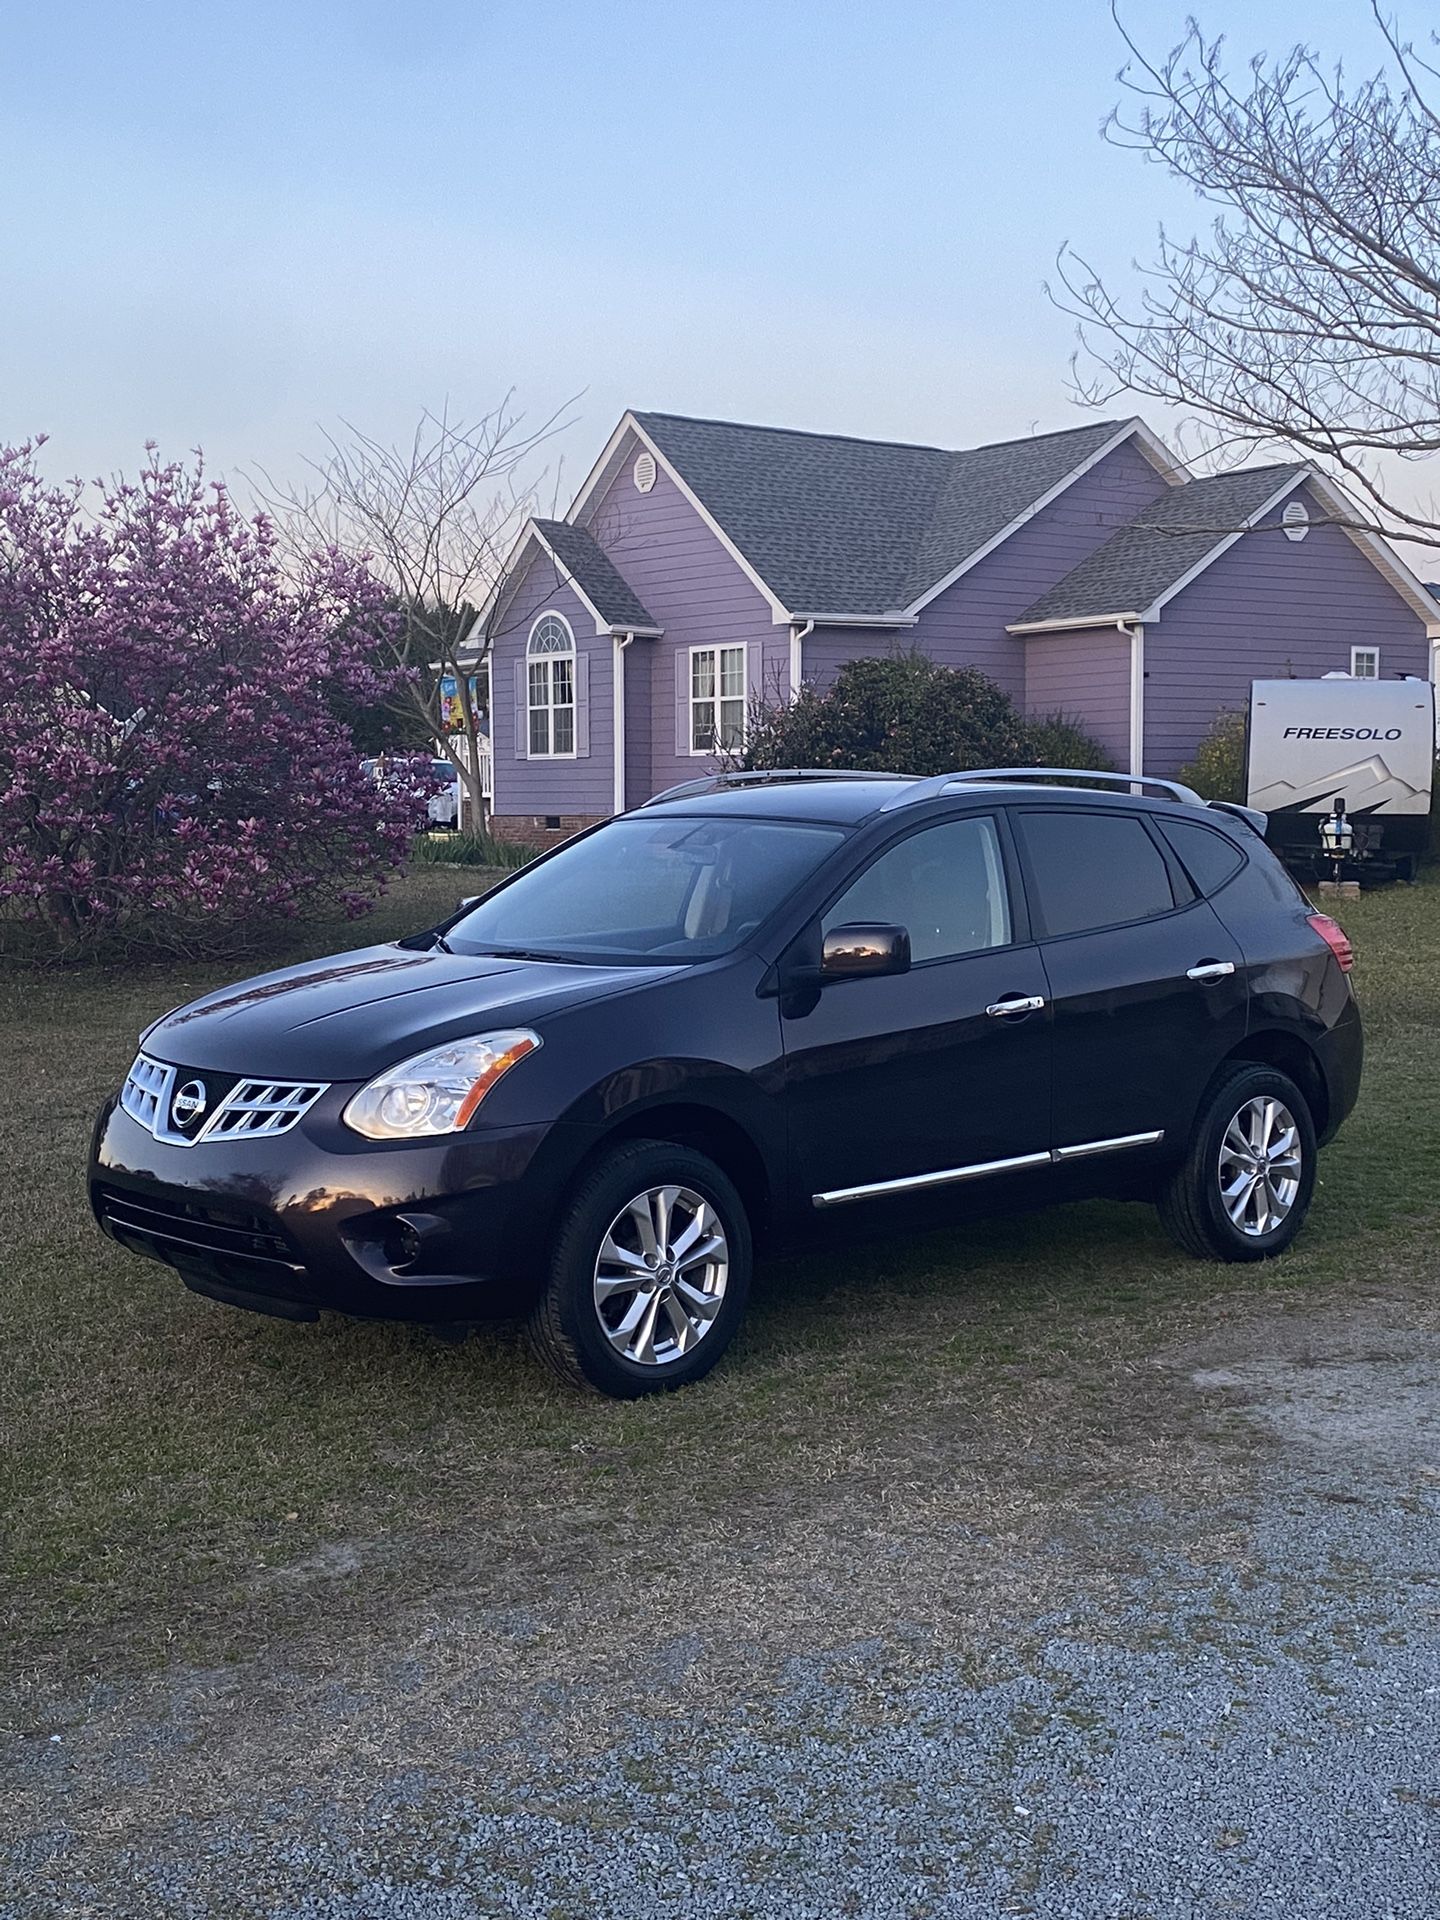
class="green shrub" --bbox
[741,652,1038,776]
[1025,711,1114,771]
[412,831,539,871]
[1179,709,1247,803]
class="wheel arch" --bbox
[1218,1028,1331,1139]
[576,1100,774,1238]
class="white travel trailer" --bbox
[1245,676,1436,881]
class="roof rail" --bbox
[880,765,1206,811]
[642,768,906,808]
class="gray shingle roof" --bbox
[631,411,1136,617]
[532,518,658,630]
[1015,464,1306,627]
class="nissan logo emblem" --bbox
[172,1080,207,1127]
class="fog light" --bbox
[384,1221,422,1269]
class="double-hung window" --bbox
[690,644,746,753]
[528,613,576,757]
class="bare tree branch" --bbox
[1049,3,1440,551]
[252,394,579,821]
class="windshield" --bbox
[445,814,846,962]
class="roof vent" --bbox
[633,451,657,494]
[1282,499,1310,542]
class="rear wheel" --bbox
[1157,1064,1317,1262]
[527,1139,752,1396]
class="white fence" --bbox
[446,732,493,828]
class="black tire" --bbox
[526,1139,752,1397]
[1157,1064,1318,1262]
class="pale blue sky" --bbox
[0,0,1399,502]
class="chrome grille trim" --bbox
[204,1080,329,1141]
[120,1054,176,1133]
[116,1052,328,1146]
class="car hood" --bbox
[141,943,672,1081]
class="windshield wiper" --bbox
[470,946,577,963]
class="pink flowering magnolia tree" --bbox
[0,441,428,957]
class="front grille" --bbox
[120,1054,174,1133]
[117,1051,327,1146]
[203,1079,329,1141]
[96,1184,298,1267]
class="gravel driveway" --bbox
[5,1289,1439,1919]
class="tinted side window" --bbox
[822,815,1011,963]
[1156,818,1245,896]
[1018,810,1176,936]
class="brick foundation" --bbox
[487,813,609,845]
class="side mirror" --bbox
[820,922,911,980]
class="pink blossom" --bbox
[0,443,426,957]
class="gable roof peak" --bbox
[608,410,1162,619]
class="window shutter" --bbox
[574,652,590,757]
[513,658,528,759]
[675,652,692,756]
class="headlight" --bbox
[342,1030,540,1140]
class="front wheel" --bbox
[527,1140,752,1396]
[1157,1065,1317,1262]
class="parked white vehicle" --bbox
[425,759,462,829]
[1246,676,1435,881]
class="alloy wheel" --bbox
[1218,1095,1302,1237]
[592,1184,730,1366]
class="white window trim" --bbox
[1350,644,1381,680]
[685,642,748,757]
[527,611,578,759]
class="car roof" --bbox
[637,774,1231,829]
[642,778,919,823]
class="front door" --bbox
[1010,805,1249,1154]
[781,812,1053,1210]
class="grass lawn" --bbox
[3,865,1439,1682]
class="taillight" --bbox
[1307,913,1354,973]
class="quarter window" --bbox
[690,645,747,753]
[1018,810,1176,936]
[1155,818,1245,896]
[528,613,576,757]
[822,816,1012,964]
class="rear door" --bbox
[781,810,1053,1209]
[1011,805,1248,1160]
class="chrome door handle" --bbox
[1186,961,1236,983]
[986,994,1046,1017]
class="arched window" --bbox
[527,612,576,756]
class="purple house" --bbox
[480,410,1440,842]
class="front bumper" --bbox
[89,1090,593,1323]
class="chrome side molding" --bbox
[1052,1130,1164,1161]
[813,1151,1053,1208]
[812,1130,1164,1208]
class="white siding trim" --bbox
[903,419,1185,619]
[612,634,631,814]
[1136,474,1311,622]
[568,415,792,623]
[471,518,663,643]
[789,619,812,701]
[1137,468,1440,632]
[1128,623,1145,777]
[1008,610,1143,635]
[1301,471,1440,634]
[566,413,1190,632]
